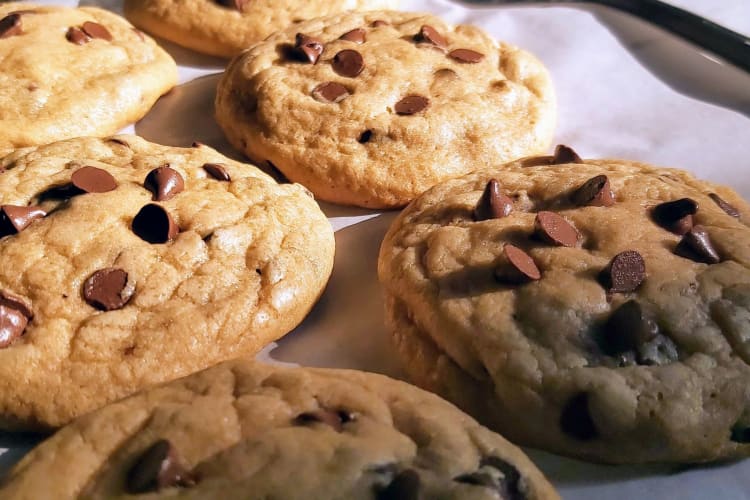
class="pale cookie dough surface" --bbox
[0,135,334,431]
[124,0,399,58]
[378,155,750,463]
[0,358,559,500]
[0,4,177,152]
[215,10,556,208]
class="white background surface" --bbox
[3,0,750,498]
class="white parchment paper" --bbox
[3,1,750,498]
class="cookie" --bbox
[378,147,750,463]
[0,358,559,499]
[123,0,398,58]
[0,4,177,153]
[215,11,556,208]
[0,135,334,430]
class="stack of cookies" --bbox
[0,0,747,498]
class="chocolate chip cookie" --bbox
[0,135,334,430]
[378,147,750,463]
[0,358,559,499]
[0,3,177,152]
[123,0,398,58]
[215,11,556,208]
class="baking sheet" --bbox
[3,0,750,498]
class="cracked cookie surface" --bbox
[378,153,750,463]
[0,3,177,152]
[215,10,556,208]
[0,358,558,499]
[0,135,334,430]
[124,0,398,58]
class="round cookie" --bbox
[378,147,750,463]
[0,358,559,499]
[0,135,334,431]
[0,4,177,152]
[215,11,556,208]
[124,0,399,58]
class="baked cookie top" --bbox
[215,10,556,208]
[0,358,559,500]
[0,135,334,430]
[124,0,398,58]
[378,149,750,463]
[0,3,177,153]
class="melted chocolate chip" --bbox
[602,250,646,293]
[0,205,46,238]
[675,225,720,264]
[132,204,179,244]
[332,49,364,78]
[358,130,373,144]
[560,393,598,440]
[203,163,231,181]
[127,440,196,494]
[71,166,117,193]
[83,268,133,311]
[395,95,429,115]
[415,25,446,48]
[496,244,541,284]
[144,166,184,202]
[377,469,420,500]
[312,82,349,103]
[455,457,522,500]
[81,21,112,41]
[602,300,657,355]
[294,33,323,64]
[0,291,32,348]
[340,28,366,43]
[731,424,750,443]
[295,409,354,432]
[66,26,90,45]
[0,13,22,39]
[551,144,583,164]
[474,179,513,221]
[449,48,484,63]
[572,175,614,207]
[652,198,697,235]
[534,211,579,247]
[708,193,740,218]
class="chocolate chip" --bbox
[0,13,22,39]
[81,21,112,41]
[312,82,349,103]
[294,33,323,64]
[66,26,90,45]
[191,141,204,148]
[71,166,117,193]
[340,28,366,43]
[0,291,32,348]
[602,250,646,293]
[572,175,614,207]
[358,130,373,144]
[652,198,697,235]
[332,49,364,78]
[0,205,46,238]
[496,244,541,284]
[295,409,353,432]
[455,457,522,500]
[551,144,583,164]
[371,20,390,27]
[449,48,484,63]
[144,166,184,201]
[395,95,429,115]
[127,440,196,494]
[132,204,179,244]
[731,424,750,443]
[377,469,420,500]
[83,268,133,311]
[203,163,231,181]
[708,193,740,218]
[474,179,513,221]
[534,211,579,247]
[415,25,446,49]
[560,393,598,440]
[675,225,720,264]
